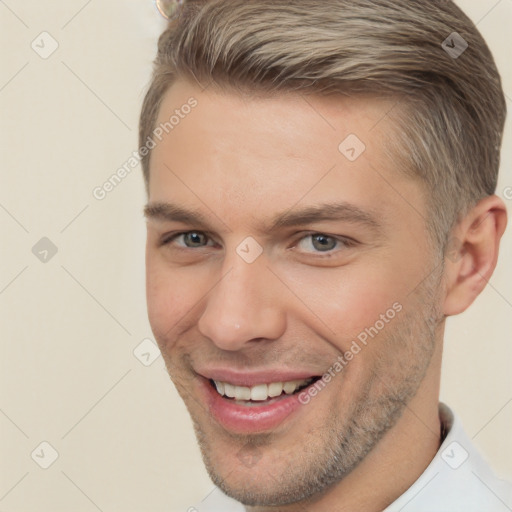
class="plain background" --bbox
[1,1,511,510]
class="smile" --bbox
[211,377,315,403]
[198,372,325,433]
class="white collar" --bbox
[384,403,512,511]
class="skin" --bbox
[144,80,507,511]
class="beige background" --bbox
[0,1,511,511]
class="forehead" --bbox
[153,80,394,154]
[148,80,424,232]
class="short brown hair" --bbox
[139,0,506,247]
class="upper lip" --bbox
[196,367,320,387]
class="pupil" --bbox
[312,234,335,251]
[186,232,204,247]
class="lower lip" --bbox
[199,378,311,434]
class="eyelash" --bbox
[160,231,357,254]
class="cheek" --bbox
[145,255,205,348]
[276,260,410,344]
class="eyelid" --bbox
[160,230,217,247]
[292,231,358,250]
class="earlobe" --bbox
[443,195,507,317]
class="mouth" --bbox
[197,373,324,433]
[210,377,319,405]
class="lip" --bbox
[196,367,320,387]
[197,375,316,434]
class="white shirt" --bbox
[194,404,512,511]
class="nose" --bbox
[197,258,286,351]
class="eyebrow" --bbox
[267,203,382,232]
[144,202,211,228]
[143,201,383,233]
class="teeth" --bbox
[283,381,298,394]
[224,383,236,398]
[214,381,225,395]
[250,384,268,401]
[234,386,251,401]
[268,382,283,397]
[212,378,313,401]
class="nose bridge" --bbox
[197,253,285,350]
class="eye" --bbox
[163,231,213,249]
[295,233,350,253]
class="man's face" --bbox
[145,81,443,506]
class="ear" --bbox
[443,195,507,316]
